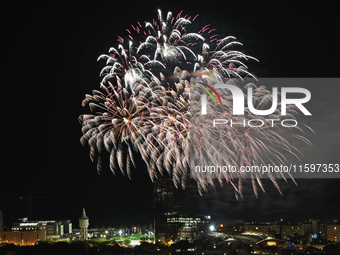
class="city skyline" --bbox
[1,204,340,253]
[2,182,340,243]
[2,0,340,231]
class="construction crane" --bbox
[19,196,59,220]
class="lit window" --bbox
[267,241,277,246]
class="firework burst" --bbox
[79,9,311,198]
[137,10,204,63]
[189,76,310,198]
[79,82,150,178]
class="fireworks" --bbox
[79,83,149,178]
[79,10,311,198]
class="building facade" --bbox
[0,230,46,245]
[327,224,340,242]
[167,214,210,242]
[153,179,210,243]
[154,179,177,242]
[280,224,303,241]
[11,218,72,239]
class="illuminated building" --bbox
[256,238,284,248]
[10,218,72,239]
[62,219,72,236]
[280,224,302,240]
[153,179,210,242]
[11,218,46,232]
[218,223,277,236]
[0,230,46,245]
[243,224,275,235]
[327,224,340,242]
[79,207,89,240]
[166,214,210,242]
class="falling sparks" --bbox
[79,10,311,198]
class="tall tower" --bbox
[79,208,89,240]
[154,179,176,242]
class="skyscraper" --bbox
[154,179,177,241]
[79,208,89,241]
[154,179,174,214]
[153,180,210,243]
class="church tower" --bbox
[79,207,89,240]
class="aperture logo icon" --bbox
[197,82,223,108]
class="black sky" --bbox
[1,1,340,228]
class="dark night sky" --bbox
[1,1,340,229]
